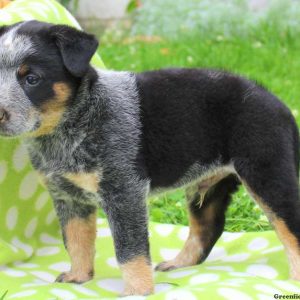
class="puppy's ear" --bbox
[50,25,99,77]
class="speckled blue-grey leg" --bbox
[100,178,154,296]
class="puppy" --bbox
[0,20,299,296]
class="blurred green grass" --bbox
[95,1,300,232]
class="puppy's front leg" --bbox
[101,179,154,296]
[48,184,97,284]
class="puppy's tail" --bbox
[293,123,300,179]
[298,133,300,179]
[289,114,299,180]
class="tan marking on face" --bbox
[63,172,100,193]
[28,82,71,137]
[64,212,97,282]
[17,64,29,77]
[0,0,10,8]
[242,181,300,280]
[121,256,154,296]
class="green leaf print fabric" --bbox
[0,1,299,299]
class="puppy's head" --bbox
[0,20,98,137]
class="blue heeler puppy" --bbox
[0,20,299,296]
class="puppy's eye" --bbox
[26,74,40,86]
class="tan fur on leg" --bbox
[273,217,300,280]
[243,182,300,281]
[56,212,97,283]
[156,171,231,272]
[120,256,154,296]
[155,214,204,271]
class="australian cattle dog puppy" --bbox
[0,20,299,296]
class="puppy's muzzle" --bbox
[0,108,9,123]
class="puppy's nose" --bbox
[0,108,9,123]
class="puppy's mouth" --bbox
[0,117,40,138]
[0,109,9,123]
[0,116,13,137]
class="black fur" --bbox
[137,68,300,245]
[50,24,99,77]
[0,25,7,36]
[137,69,243,188]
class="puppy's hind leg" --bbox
[236,156,300,280]
[156,174,239,272]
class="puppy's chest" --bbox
[27,136,102,190]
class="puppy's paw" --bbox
[55,270,93,284]
[121,284,154,297]
[290,273,300,281]
[155,260,180,272]
[120,255,154,296]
